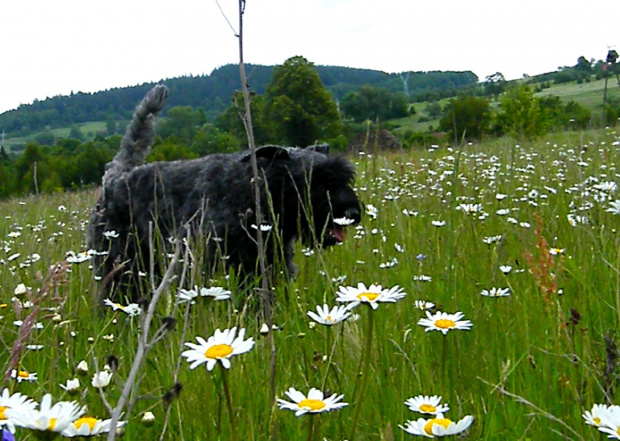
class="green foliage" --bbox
[159,106,206,145]
[497,85,547,139]
[192,124,241,155]
[264,56,343,146]
[439,95,492,141]
[340,85,410,122]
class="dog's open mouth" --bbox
[327,227,348,243]
[323,216,356,246]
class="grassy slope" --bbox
[0,128,618,439]
[391,78,620,136]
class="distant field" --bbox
[3,121,109,152]
[536,77,620,108]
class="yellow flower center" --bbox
[419,404,437,413]
[424,418,452,435]
[357,292,379,301]
[17,371,30,378]
[593,417,601,425]
[47,418,58,430]
[205,344,233,359]
[298,399,326,411]
[74,417,99,430]
[435,319,456,329]
[0,405,8,420]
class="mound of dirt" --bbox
[347,129,402,153]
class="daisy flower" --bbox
[103,299,141,316]
[499,265,512,274]
[0,388,37,434]
[414,300,435,311]
[182,327,255,371]
[480,287,510,297]
[418,311,473,335]
[61,416,126,438]
[336,282,406,310]
[177,286,232,303]
[91,370,113,388]
[583,403,610,427]
[399,413,474,438]
[277,387,348,417]
[5,394,85,435]
[405,395,449,415]
[10,370,37,383]
[59,378,80,395]
[307,304,351,326]
[598,405,620,439]
[333,217,356,226]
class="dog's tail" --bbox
[104,85,169,181]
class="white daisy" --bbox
[0,388,37,434]
[307,304,351,326]
[583,403,610,427]
[335,282,406,310]
[61,416,126,438]
[399,413,474,438]
[607,200,620,215]
[431,220,446,227]
[417,311,473,335]
[499,265,513,274]
[277,387,348,417]
[5,394,85,435]
[91,370,113,388]
[103,230,119,239]
[177,286,232,303]
[333,217,356,226]
[405,395,449,415]
[59,378,81,395]
[10,370,37,383]
[182,327,255,371]
[103,299,141,316]
[414,300,435,311]
[597,405,620,439]
[480,287,510,297]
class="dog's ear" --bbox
[240,146,290,163]
[306,143,329,155]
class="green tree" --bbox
[497,85,547,139]
[340,85,409,122]
[192,124,241,155]
[439,95,492,142]
[484,72,507,96]
[159,106,205,145]
[264,56,343,147]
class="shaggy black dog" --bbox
[87,85,362,301]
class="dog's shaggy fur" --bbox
[88,85,362,301]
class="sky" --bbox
[1,0,618,115]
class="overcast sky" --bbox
[1,0,618,115]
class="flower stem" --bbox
[306,415,315,441]
[221,368,236,441]
[349,308,374,440]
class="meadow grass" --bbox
[1,128,620,439]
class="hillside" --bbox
[0,64,478,139]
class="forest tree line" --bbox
[0,54,618,199]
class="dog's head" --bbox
[243,144,363,248]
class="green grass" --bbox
[0,128,619,439]
[3,121,109,152]
[536,77,620,108]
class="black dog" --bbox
[87,85,362,301]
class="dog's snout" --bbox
[345,207,361,223]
